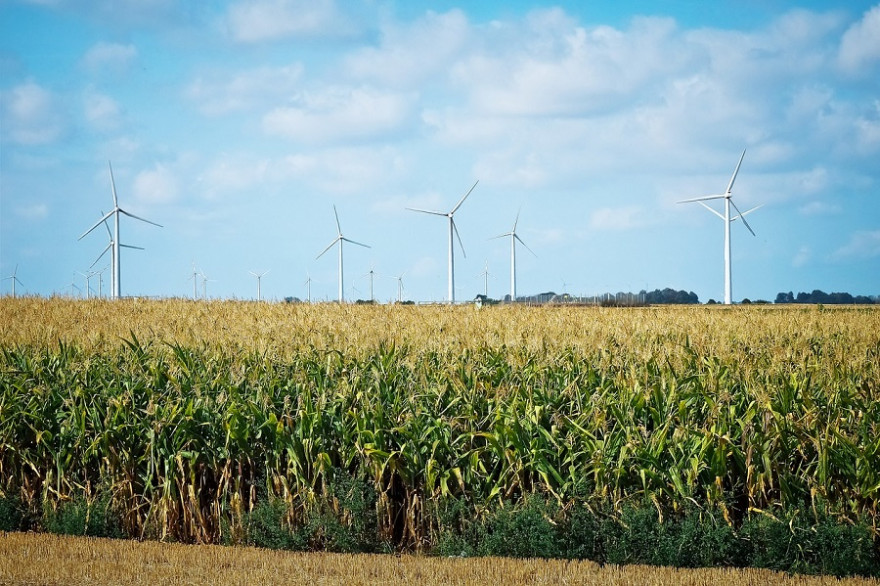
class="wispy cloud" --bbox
[588,205,646,231]
[133,164,179,204]
[833,230,880,260]
[838,4,880,73]
[0,81,65,145]
[262,86,416,144]
[80,42,138,74]
[225,0,349,42]
[185,64,304,115]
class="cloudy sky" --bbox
[2,0,879,303]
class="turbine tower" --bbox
[79,162,162,299]
[316,205,370,303]
[406,180,478,303]
[492,209,536,303]
[250,270,269,301]
[394,273,405,303]
[304,274,313,303]
[3,265,23,297]
[678,149,762,305]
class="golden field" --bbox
[1,531,878,586]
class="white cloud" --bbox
[838,5,880,73]
[133,164,179,203]
[0,81,65,145]
[83,89,121,131]
[226,0,345,42]
[262,86,415,144]
[280,146,407,195]
[833,230,880,260]
[588,206,646,231]
[15,203,49,220]
[185,64,304,115]
[81,42,138,73]
[793,245,812,267]
[798,201,840,216]
[345,10,469,88]
[197,155,270,198]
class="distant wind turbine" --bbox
[3,265,23,298]
[189,264,200,299]
[200,271,214,299]
[316,205,370,303]
[393,273,406,303]
[304,274,313,303]
[492,209,536,303]
[250,270,269,301]
[406,180,478,303]
[88,211,142,297]
[79,162,162,299]
[677,149,762,305]
[478,262,491,298]
[364,265,378,302]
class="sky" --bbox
[1,0,879,303]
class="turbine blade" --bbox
[452,219,466,258]
[698,201,726,221]
[730,199,756,236]
[513,207,521,232]
[490,231,512,240]
[316,237,340,259]
[79,210,116,240]
[100,211,113,239]
[405,207,446,216]
[734,203,764,218]
[108,161,119,208]
[450,179,479,215]
[119,244,145,250]
[726,149,746,194]
[341,237,371,249]
[119,209,163,228]
[677,194,727,204]
[90,244,112,269]
[516,234,537,257]
[333,205,342,236]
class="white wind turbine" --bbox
[478,262,491,298]
[200,271,214,299]
[79,162,162,299]
[316,205,370,303]
[393,273,406,303]
[189,264,200,299]
[4,265,23,297]
[250,270,269,301]
[363,265,378,303]
[88,211,142,298]
[678,149,762,305]
[492,209,536,303]
[304,274,313,303]
[406,180,478,304]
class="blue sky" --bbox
[1,0,879,303]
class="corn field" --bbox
[1,298,879,565]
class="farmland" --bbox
[1,298,879,576]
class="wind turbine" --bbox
[492,209,536,303]
[88,211,142,297]
[316,205,370,303]
[393,273,406,304]
[3,265,23,297]
[189,264,200,299]
[200,271,214,299]
[678,149,762,305]
[79,162,162,299]
[304,274,313,303]
[406,180,479,304]
[363,265,378,302]
[478,262,491,298]
[250,270,269,301]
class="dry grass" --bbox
[1,531,877,586]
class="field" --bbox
[2,531,879,586]
[1,298,879,577]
